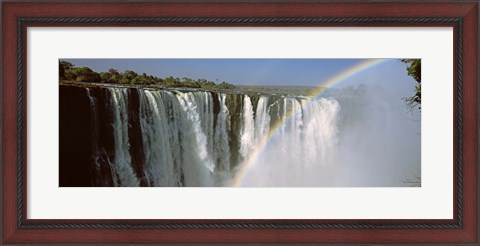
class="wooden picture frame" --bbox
[2,1,478,244]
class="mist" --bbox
[240,83,421,187]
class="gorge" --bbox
[60,83,420,187]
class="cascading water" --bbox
[239,95,255,160]
[138,90,178,186]
[63,83,420,187]
[108,88,141,187]
[213,93,232,185]
[254,96,270,141]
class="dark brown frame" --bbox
[2,1,478,244]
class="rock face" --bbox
[59,85,94,186]
[59,84,258,187]
[59,83,340,187]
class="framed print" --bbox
[2,0,478,244]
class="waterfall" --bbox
[213,93,232,185]
[107,88,141,186]
[64,85,381,187]
[61,83,421,187]
[85,88,100,175]
[240,97,340,186]
[138,90,178,186]
[254,96,271,140]
[239,95,255,160]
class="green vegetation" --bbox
[400,59,421,109]
[59,60,235,90]
[59,61,74,80]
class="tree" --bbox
[59,61,74,80]
[121,70,138,84]
[99,72,110,83]
[400,59,421,109]
[58,62,237,90]
[164,76,181,87]
[64,66,100,82]
[197,79,215,89]
[216,81,236,90]
[73,67,101,82]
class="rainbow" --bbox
[231,58,389,187]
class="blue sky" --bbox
[63,58,417,99]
